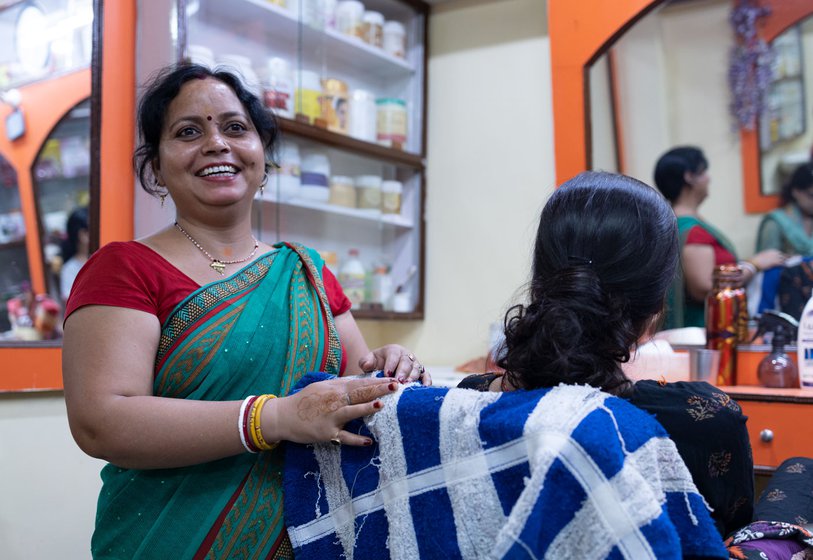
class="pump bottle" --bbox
[752,311,799,389]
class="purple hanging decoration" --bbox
[728,0,774,130]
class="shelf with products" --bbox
[181,0,428,319]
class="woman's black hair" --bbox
[133,63,279,195]
[780,161,813,206]
[497,171,679,396]
[653,145,708,203]
[61,206,89,263]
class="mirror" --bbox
[0,0,94,344]
[587,0,813,259]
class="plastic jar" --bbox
[376,98,407,148]
[355,175,382,211]
[335,0,364,39]
[349,89,377,142]
[383,21,406,58]
[339,248,367,309]
[362,11,384,47]
[219,54,262,97]
[264,57,293,118]
[295,69,322,123]
[380,180,402,214]
[273,143,301,201]
[328,175,356,208]
[300,150,331,202]
[321,78,349,134]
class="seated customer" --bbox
[653,146,785,328]
[283,172,728,560]
[458,170,753,538]
[756,162,813,255]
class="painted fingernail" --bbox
[373,400,383,409]
[386,370,394,377]
[363,439,373,446]
[388,383,397,391]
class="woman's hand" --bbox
[263,376,396,446]
[750,249,787,272]
[359,344,432,385]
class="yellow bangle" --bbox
[249,394,278,451]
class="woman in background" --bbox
[653,146,785,328]
[59,206,89,301]
[756,161,813,255]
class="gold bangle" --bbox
[249,394,279,451]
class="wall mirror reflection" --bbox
[0,0,94,344]
[588,0,813,263]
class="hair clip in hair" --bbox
[567,255,593,265]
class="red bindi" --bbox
[207,115,212,121]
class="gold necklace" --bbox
[174,221,259,275]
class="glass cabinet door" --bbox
[32,98,91,304]
[180,0,428,318]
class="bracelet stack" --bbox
[238,394,279,453]
[738,260,758,276]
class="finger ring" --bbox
[345,393,352,406]
[419,365,425,375]
[330,431,342,446]
[407,353,415,362]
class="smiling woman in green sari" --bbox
[62,64,427,559]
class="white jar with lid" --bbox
[219,54,262,98]
[362,11,384,47]
[264,56,293,118]
[349,89,377,142]
[335,0,364,39]
[295,69,322,123]
[300,150,331,202]
[328,175,356,208]
[355,175,382,212]
[376,98,407,148]
[380,180,402,214]
[383,21,406,58]
[272,142,301,201]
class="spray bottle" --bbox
[752,310,799,389]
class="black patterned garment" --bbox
[458,375,755,538]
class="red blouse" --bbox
[684,226,737,266]
[65,241,352,370]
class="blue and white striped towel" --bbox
[284,373,727,559]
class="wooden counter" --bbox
[719,384,813,469]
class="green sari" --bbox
[91,243,341,560]
[664,216,738,330]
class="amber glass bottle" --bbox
[705,264,748,385]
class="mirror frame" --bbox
[549,0,813,213]
[0,0,136,391]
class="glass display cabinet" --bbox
[177,0,428,319]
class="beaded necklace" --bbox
[174,221,259,275]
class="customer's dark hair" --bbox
[133,63,279,195]
[61,206,89,263]
[498,171,679,396]
[780,161,813,206]
[653,146,708,203]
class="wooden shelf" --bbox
[278,117,424,169]
[257,193,415,228]
[353,309,423,320]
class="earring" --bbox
[160,193,167,208]
[259,171,269,197]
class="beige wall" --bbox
[0,1,553,557]
[360,0,553,366]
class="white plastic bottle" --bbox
[338,249,366,310]
[798,296,813,388]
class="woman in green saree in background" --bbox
[62,64,427,559]
[653,146,786,329]
[756,162,813,256]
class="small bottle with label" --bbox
[338,248,366,309]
